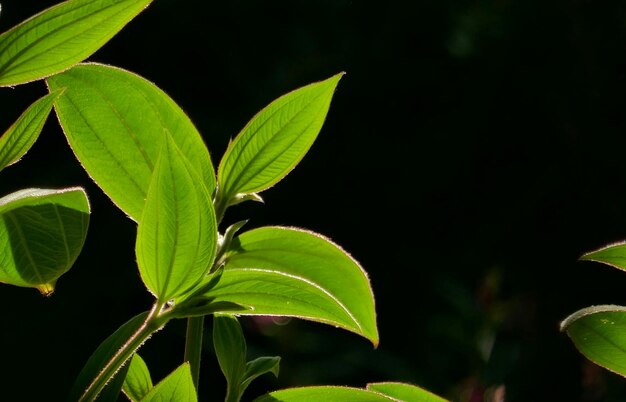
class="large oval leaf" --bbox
[561,305,626,377]
[0,0,153,87]
[254,386,398,402]
[366,383,448,402]
[141,363,197,402]
[136,135,217,302]
[581,242,626,272]
[205,226,378,346]
[0,187,89,295]
[216,73,343,208]
[0,90,62,171]
[47,63,215,221]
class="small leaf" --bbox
[0,0,153,86]
[206,226,378,345]
[366,383,449,402]
[213,314,247,401]
[67,312,148,402]
[140,363,197,402]
[0,90,62,171]
[0,187,89,294]
[123,354,153,402]
[47,63,216,221]
[581,242,626,272]
[217,73,343,207]
[253,386,398,402]
[561,305,626,377]
[136,134,217,302]
[241,356,280,391]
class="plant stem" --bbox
[184,316,205,391]
[79,302,168,402]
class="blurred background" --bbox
[3,1,626,401]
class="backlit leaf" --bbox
[561,305,626,377]
[581,242,626,272]
[136,134,216,302]
[205,226,378,346]
[140,363,197,402]
[123,354,153,402]
[47,63,215,221]
[367,383,449,402]
[217,73,343,208]
[253,386,398,402]
[0,187,89,295]
[0,90,62,171]
[0,0,152,86]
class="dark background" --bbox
[3,1,626,401]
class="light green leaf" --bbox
[205,226,378,346]
[0,0,153,87]
[0,187,89,295]
[242,356,280,391]
[0,90,62,171]
[213,314,246,402]
[136,134,217,302]
[253,386,398,402]
[67,312,148,402]
[366,383,449,402]
[561,305,626,377]
[123,354,153,402]
[140,363,197,402]
[47,63,215,221]
[581,242,626,272]
[216,73,343,209]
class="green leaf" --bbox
[0,90,62,171]
[213,314,247,402]
[581,242,626,272]
[67,312,148,402]
[241,356,280,391]
[366,383,449,402]
[0,0,152,86]
[47,63,216,221]
[205,226,378,345]
[140,363,197,402]
[0,187,89,295]
[95,362,131,402]
[136,134,217,302]
[123,354,153,402]
[561,305,626,377]
[216,73,343,208]
[253,386,398,402]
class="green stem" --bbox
[79,302,169,402]
[184,316,205,391]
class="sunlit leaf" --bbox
[47,63,215,221]
[253,386,398,402]
[123,354,152,402]
[0,187,89,295]
[367,382,449,402]
[205,226,378,346]
[581,242,626,272]
[217,73,343,208]
[561,305,626,377]
[141,363,197,402]
[67,312,148,402]
[136,134,216,302]
[0,90,62,171]
[0,0,152,86]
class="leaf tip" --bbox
[37,282,55,297]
